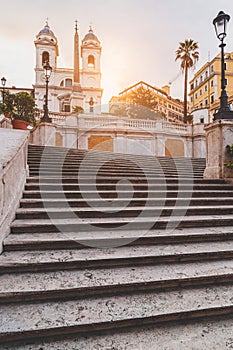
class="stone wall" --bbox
[204,120,233,179]
[0,129,29,253]
[30,114,206,159]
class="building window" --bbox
[190,97,193,102]
[205,71,208,78]
[205,85,208,92]
[64,105,70,112]
[88,55,95,68]
[191,83,194,90]
[200,118,204,123]
[211,80,214,87]
[205,99,208,106]
[65,79,72,87]
[211,94,214,103]
[195,93,198,99]
[200,102,203,108]
[211,65,214,72]
[200,89,202,96]
[42,51,50,65]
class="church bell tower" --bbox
[81,26,103,113]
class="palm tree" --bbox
[175,39,199,123]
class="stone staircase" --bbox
[1,144,233,349]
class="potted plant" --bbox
[11,92,37,130]
[0,91,38,130]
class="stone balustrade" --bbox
[0,129,29,252]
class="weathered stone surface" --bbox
[2,318,233,350]
[1,284,233,334]
[1,144,233,347]
[0,129,28,252]
[204,120,233,179]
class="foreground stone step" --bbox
[19,197,233,208]
[27,154,206,166]
[29,173,204,180]
[0,284,232,345]
[0,259,232,303]
[22,189,233,199]
[1,316,233,350]
[4,226,233,250]
[27,160,205,168]
[1,240,233,273]
[10,215,233,234]
[15,205,233,220]
[24,183,233,191]
[26,176,226,184]
[28,170,205,178]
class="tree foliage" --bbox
[114,85,161,119]
[0,91,37,125]
[175,39,199,123]
[0,91,14,115]
[129,85,158,111]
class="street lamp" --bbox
[1,77,6,103]
[213,10,233,120]
[42,61,52,123]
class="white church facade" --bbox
[33,22,103,114]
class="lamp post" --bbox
[42,61,52,123]
[1,77,6,104]
[213,10,233,120]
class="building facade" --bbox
[189,52,233,121]
[109,81,185,123]
[33,22,103,114]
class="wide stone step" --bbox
[27,148,205,161]
[27,160,205,167]
[0,284,232,345]
[19,197,233,208]
[24,183,233,191]
[0,259,232,303]
[15,205,233,220]
[1,240,233,273]
[26,176,225,184]
[22,189,233,199]
[4,227,233,251]
[28,169,204,177]
[1,317,233,350]
[10,215,233,234]
[29,172,204,179]
[27,158,204,166]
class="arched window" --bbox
[88,55,95,68]
[42,51,50,65]
[60,79,73,87]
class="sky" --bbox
[0,0,233,106]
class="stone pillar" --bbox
[204,120,233,179]
[31,123,57,147]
